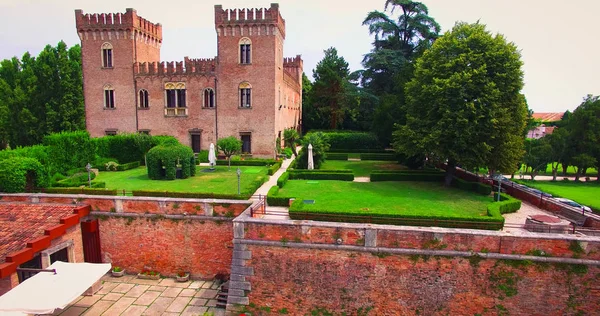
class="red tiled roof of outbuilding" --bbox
[532,112,564,122]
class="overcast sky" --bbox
[1,0,598,113]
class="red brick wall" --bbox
[53,225,85,264]
[98,217,233,279]
[0,273,18,296]
[245,246,600,315]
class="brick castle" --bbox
[75,3,302,157]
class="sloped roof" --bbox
[532,112,564,122]
[0,203,81,265]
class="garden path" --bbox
[502,201,560,234]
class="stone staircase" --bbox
[216,281,229,309]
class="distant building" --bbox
[527,124,556,139]
[75,4,303,158]
[526,112,564,139]
[531,112,564,122]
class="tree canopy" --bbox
[394,22,528,185]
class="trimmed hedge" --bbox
[196,150,209,163]
[360,153,396,161]
[216,159,276,166]
[309,131,382,151]
[146,144,195,180]
[94,133,174,164]
[488,193,521,216]
[267,161,282,175]
[43,187,117,195]
[290,169,353,174]
[289,199,504,230]
[131,190,250,200]
[51,181,106,188]
[327,149,389,153]
[116,161,141,171]
[43,131,96,174]
[452,177,492,196]
[277,172,289,188]
[0,157,48,193]
[289,172,354,181]
[326,153,348,160]
[370,172,444,182]
[267,186,291,206]
[371,169,441,174]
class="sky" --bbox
[0,0,598,113]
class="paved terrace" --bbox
[48,275,224,316]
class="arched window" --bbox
[139,89,149,108]
[239,37,251,64]
[239,82,252,108]
[101,42,113,68]
[164,82,186,108]
[203,88,215,108]
[103,84,115,108]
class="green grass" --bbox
[280,180,492,219]
[477,164,598,176]
[516,180,600,212]
[95,166,267,195]
[320,160,406,177]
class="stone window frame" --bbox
[239,37,252,65]
[239,82,252,109]
[138,89,149,109]
[40,240,75,269]
[203,88,215,109]
[101,42,113,68]
[103,84,115,109]
[105,129,118,136]
[164,82,187,108]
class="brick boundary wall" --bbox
[226,208,600,314]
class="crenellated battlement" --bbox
[214,3,285,38]
[283,55,302,68]
[283,55,303,86]
[75,8,162,41]
[134,57,216,76]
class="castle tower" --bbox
[214,3,287,156]
[75,8,162,136]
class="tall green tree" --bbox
[544,127,569,180]
[310,47,353,130]
[0,41,84,148]
[568,95,600,180]
[394,22,528,186]
[360,0,440,145]
[217,136,242,170]
[524,138,552,180]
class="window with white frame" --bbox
[239,37,251,64]
[203,88,215,108]
[239,82,252,108]
[139,89,149,108]
[101,42,113,68]
[104,84,115,108]
[165,82,186,108]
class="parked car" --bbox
[554,198,592,213]
[528,188,552,198]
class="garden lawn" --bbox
[95,166,267,195]
[279,180,492,219]
[320,160,406,177]
[516,180,600,212]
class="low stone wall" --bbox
[227,210,600,315]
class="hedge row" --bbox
[488,193,521,217]
[289,200,504,230]
[370,172,444,182]
[371,169,441,174]
[43,187,118,195]
[360,153,396,161]
[51,181,106,188]
[116,161,141,171]
[326,153,348,160]
[131,190,250,200]
[216,159,277,166]
[267,161,282,175]
[0,157,48,193]
[327,149,390,153]
[308,131,382,150]
[451,177,492,195]
[267,186,291,206]
[290,169,353,174]
[277,172,289,188]
[289,172,354,181]
[94,133,177,164]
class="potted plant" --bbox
[176,271,190,282]
[111,266,125,277]
[137,269,161,280]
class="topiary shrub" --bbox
[43,131,95,174]
[296,132,330,169]
[0,157,48,192]
[146,143,195,180]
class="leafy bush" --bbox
[197,150,209,163]
[267,186,291,206]
[370,172,444,182]
[43,187,117,195]
[397,153,426,169]
[360,153,396,161]
[93,156,119,167]
[289,172,354,181]
[296,132,330,169]
[131,190,251,200]
[325,153,348,160]
[94,133,166,164]
[0,157,48,192]
[267,161,282,175]
[116,161,141,171]
[0,145,55,176]
[104,161,118,171]
[277,172,289,188]
[146,144,195,180]
[283,147,293,159]
[43,131,96,174]
[452,177,492,195]
[309,131,382,151]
